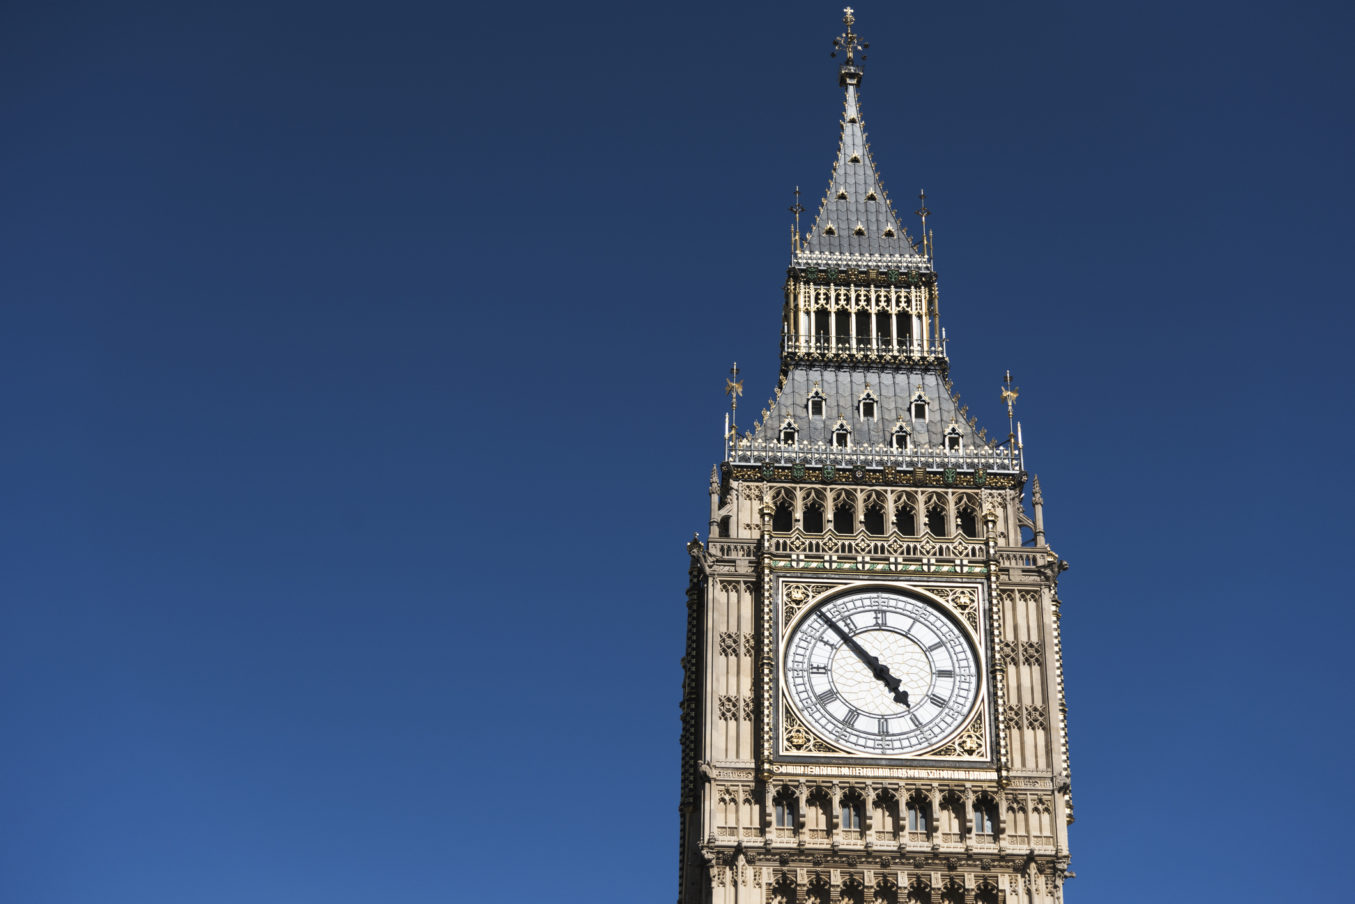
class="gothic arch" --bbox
[841,877,866,904]
[873,877,899,904]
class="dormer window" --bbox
[779,419,798,445]
[883,226,896,238]
[832,419,851,448]
[858,387,878,420]
[807,385,826,417]
[911,392,928,421]
[892,424,910,450]
[837,189,848,200]
[823,224,837,236]
[865,191,877,201]
[945,425,963,452]
[853,223,866,236]
[849,153,861,163]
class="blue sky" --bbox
[2,1,1352,901]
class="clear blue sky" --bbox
[3,2,1351,901]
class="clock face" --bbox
[784,588,980,756]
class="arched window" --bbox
[892,425,910,450]
[859,390,878,420]
[940,880,965,904]
[905,879,931,904]
[863,498,885,536]
[780,420,799,445]
[774,789,797,828]
[906,797,930,834]
[841,879,866,904]
[773,499,794,533]
[873,878,899,904]
[833,421,851,448]
[894,312,911,349]
[834,311,851,349]
[894,499,917,536]
[973,797,997,837]
[840,793,863,832]
[803,493,825,534]
[833,496,855,534]
[957,502,979,539]
[807,877,831,904]
[873,790,900,839]
[926,501,947,536]
[718,516,732,538]
[854,311,870,347]
[945,426,962,452]
[771,876,797,904]
[974,882,999,904]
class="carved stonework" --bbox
[782,582,837,628]
[924,705,987,759]
[782,700,850,755]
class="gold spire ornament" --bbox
[725,362,744,436]
[1000,370,1021,467]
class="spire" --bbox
[801,9,919,262]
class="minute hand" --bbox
[818,612,910,707]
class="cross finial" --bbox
[831,8,867,80]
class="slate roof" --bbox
[800,83,917,260]
[750,366,994,451]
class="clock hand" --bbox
[817,612,911,707]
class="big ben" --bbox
[678,11,1073,904]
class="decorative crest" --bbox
[831,7,867,84]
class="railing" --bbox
[728,437,1020,474]
[782,335,946,359]
[998,550,1049,569]
[769,532,986,560]
[792,250,931,270]
[707,539,758,559]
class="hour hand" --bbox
[818,612,911,707]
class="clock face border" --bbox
[773,578,991,765]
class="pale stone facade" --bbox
[677,12,1073,904]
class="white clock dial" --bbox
[784,588,980,756]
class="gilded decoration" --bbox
[781,582,838,629]
[923,706,987,759]
[928,585,980,632]
[781,700,849,755]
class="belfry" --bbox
[677,11,1074,903]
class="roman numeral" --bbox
[842,710,859,727]
[929,693,948,708]
[878,719,889,735]
[909,713,922,729]
[928,641,945,652]
[809,665,828,673]
[936,669,954,678]
[817,689,838,705]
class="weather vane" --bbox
[831,7,867,67]
[789,186,805,252]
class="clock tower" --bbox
[677,11,1074,904]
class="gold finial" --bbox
[789,186,805,253]
[725,362,744,436]
[915,190,931,257]
[831,8,868,82]
[1001,370,1020,467]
